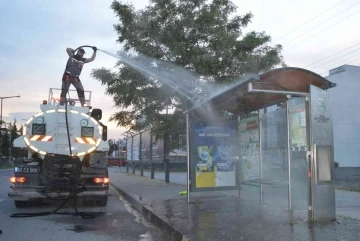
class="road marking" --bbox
[0,199,4,203]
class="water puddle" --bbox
[111,186,171,241]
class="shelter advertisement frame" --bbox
[132,133,140,161]
[189,119,240,192]
[140,129,151,162]
[125,128,166,163]
[126,136,132,161]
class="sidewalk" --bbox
[109,169,360,241]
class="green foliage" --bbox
[107,139,119,156]
[0,120,27,158]
[92,0,284,148]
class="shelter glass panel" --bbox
[289,97,309,212]
[261,103,289,208]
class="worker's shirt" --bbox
[64,55,86,77]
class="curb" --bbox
[110,183,191,241]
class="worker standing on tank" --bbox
[60,46,97,107]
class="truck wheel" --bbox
[96,196,108,207]
[14,201,27,208]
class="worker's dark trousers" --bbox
[60,75,86,106]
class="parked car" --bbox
[107,157,126,167]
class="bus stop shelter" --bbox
[184,67,337,222]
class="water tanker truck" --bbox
[8,88,110,208]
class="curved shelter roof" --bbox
[185,67,336,115]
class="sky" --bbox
[1,0,360,140]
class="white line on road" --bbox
[0,199,4,203]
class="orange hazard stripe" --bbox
[74,137,96,144]
[29,135,53,141]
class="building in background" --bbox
[326,64,360,167]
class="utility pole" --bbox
[8,123,12,164]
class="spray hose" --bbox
[74,45,100,52]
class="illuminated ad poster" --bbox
[140,130,151,161]
[239,116,260,182]
[126,137,132,161]
[193,122,237,189]
[151,134,164,162]
[132,134,140,161]
[289,107,307,151]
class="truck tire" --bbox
[14,201,27,208]
[96,196,108,207]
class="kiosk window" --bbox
[317,146,332,182]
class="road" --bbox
[0,169,172,241]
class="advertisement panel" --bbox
[140,130,151,161]
[151,134,164,162]
[290,107,307,149]
[193,122,237,189]
[132,134,140,161]
[126,137,132,161]
[239,115,260,182]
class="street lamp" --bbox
[0,95,20,126]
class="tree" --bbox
[11,123,27,158]
[0,121,27,158]
[92,0,284,148]
[107,139,119,156]
[0,128,10,156]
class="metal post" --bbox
[0,99,2,126]
[118,139,120,156]
[305,93,314,221]
[48,88,51,104]
[258,111,263,205]
[126,163,129,173]
[163,130,170,183]
[132,162,136,174]
[286,97,292,212]
[8,123,11,164]
[151,163,155,179]
[165,159,170,183]
[140,162,144,176]
[186,114,190,203]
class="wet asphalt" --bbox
[0,169,173,241]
